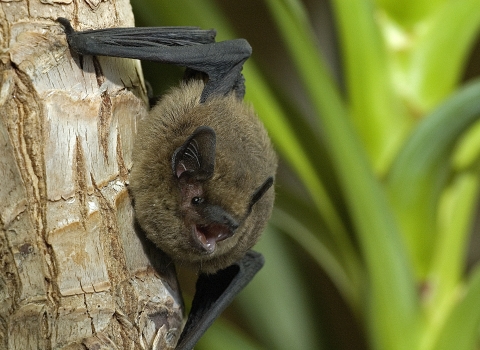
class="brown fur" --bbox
[129,80,277,274]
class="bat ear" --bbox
[248,177,274,212]
[172,126,216,180]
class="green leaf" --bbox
[236,226,324,350]
[426,265,480,350]
[387,79,480,277]
[196,319,264,350]
[374,0,446,26]
[430,170,480,300]
[331,0,411,173]
[421,169,480,349]
[452,119,480,171]
[265,1,420,349]
[404,0,480,112]
[271,206,362,312]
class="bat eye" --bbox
[192,197,205,205]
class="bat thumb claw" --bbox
[56,17,75,36]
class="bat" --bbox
[57,18,277,349]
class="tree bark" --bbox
[0,2,183,349]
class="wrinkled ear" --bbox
[248,176,274,212]
[172,126,216,180]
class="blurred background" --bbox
[132,1,480,349]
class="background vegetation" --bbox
[132,0,480,349]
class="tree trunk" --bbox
[0,2,183,349]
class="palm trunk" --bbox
[0,3,183,349]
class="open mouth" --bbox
[192,223,234,253]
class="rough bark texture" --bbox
[0,2,183,349]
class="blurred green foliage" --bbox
[132,0,480,349]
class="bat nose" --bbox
[230,221,239,232]
[202,205,239,232]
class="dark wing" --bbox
[175,251,264,350]
[57,18,251,101]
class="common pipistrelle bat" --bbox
[130,79,276,273]
[57,18,277,349]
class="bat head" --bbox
[130,80,277,273]
[173,125,274,254]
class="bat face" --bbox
[129,80,277,274]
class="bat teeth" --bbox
[192,225,216,253]
[192,223,235,253]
